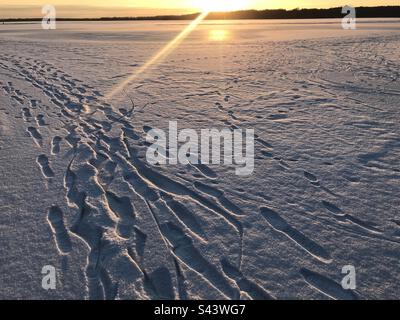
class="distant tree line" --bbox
[206,6,400,20]
[1,6,400,22]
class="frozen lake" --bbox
[0,19,399,300]
[1,18,400,42]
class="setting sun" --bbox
[191,0,250,12]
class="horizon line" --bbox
[1,5,400,21]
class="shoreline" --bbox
[1,6,400,23]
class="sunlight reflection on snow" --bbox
[208,29,230,41]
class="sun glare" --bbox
[208,30,229,41]
[192,0,249,12]
[106,11,209,99]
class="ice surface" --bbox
[0,19,399,300]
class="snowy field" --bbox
[0,19,399,300]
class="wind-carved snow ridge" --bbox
[0,24,400,299]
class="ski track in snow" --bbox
[0,23,400,299]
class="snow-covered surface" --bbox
[0,19,399,300]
